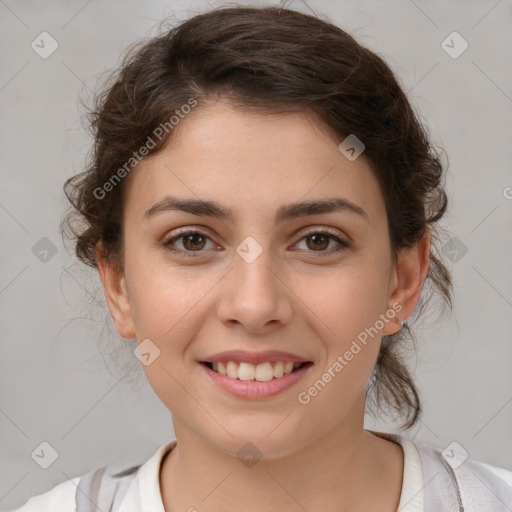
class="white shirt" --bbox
[7,434,512,511]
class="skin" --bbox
[97,100,430,512]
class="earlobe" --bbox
[383,314,404,336]
[382,231,431,335]
[96,246,136,339]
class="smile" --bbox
[201,360,310,381]
[200,361,313,399]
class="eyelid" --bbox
[298,225,345,239]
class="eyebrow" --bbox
[144,195,369,223]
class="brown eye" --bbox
[162,230,217,257]
[293,230,350,257]
[305,233,330,251]
[181,233,207,251]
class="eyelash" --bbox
[161,227,350,258]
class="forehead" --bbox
[124,101,385,226]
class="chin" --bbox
[204,427,307,464]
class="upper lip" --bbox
[200,350,312,365]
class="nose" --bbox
[216,241,294,334]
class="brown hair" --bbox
[61,5,453,430]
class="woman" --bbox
[9,5,512,512]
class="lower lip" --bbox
[200,363,313,399]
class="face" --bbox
[98,101,429,459]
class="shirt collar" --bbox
[125,439,177,512]
[368,430,424,512]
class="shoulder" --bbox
[6,465,141,512]
[371,430,512,511]
[6,440,176,512]
[478,460,512,486]
[6,477,80,512]
[412,437,512,511]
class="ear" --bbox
[96,244,136,339]
[382,230,431,335]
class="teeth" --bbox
[274,361,284,378]
[227,361,238,379]
[217,361,227,376]
[209,361,304,381]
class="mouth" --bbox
[199,360,314,399]
[199,360,313,381]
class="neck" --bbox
[159,398,404,512]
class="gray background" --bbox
[1,0,511,509]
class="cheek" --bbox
[128,266,208,409]
[293,256,391,385]
[128,257,209,340]
[299,262,390,342]
[292,270,388,422]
